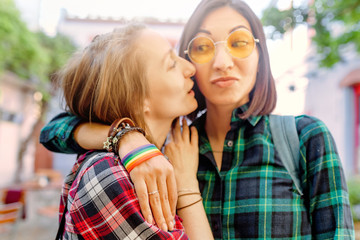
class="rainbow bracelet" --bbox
[121,144,163,172]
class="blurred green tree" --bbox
[261,0,360,68]
[0,0,76,182]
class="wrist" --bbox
[176,180,200,193]
[118,132,150,159]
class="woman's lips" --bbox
[211,77,238,88]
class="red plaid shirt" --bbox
[59,150,188,239]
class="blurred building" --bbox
[57,10,186,49]
[271,25,360,177]
[3,1,359,187]
[0,72,40,186]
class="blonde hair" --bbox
[56,23,150,135]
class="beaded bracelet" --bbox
[109,118,135,137]
[121,144,163,172]
[103,118,145,153]
[112,126,146,155]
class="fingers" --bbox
[172,118,182,143]
[133,179,154,225]
[157,178,174,231]
[128,154,177,232]
[148,190,165,230]
[190,126,198,146]
[167,172,177,218]
[181,118,189,141]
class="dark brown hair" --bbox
[56,23,151,134]
[179,0,276,119]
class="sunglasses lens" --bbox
[227,30,255,58]
[188,37,215,64]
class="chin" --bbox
[182,103,198,117]
[190,101,198,112]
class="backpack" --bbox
[269,115,303,196]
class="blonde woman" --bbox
[53,23,213,239]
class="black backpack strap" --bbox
[269,115,303,196]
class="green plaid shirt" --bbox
[40,112,86,154]
[40,109,355,239]
[193,106,354,239]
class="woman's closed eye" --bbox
[169,60,177,70]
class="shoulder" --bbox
[75,151,129,186]
[295,115,332,140]
[70,151,133,203]
[294,115,339,159]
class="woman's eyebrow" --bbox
[197,29,211,35]
[197,25,250,36]
[229,25,250,33]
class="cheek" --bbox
[194,65,209,88]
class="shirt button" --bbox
[227,140,233,147]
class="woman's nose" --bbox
[212,45,234,72]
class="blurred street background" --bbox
[0,0,360,239]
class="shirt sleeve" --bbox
[66,152,188,240]
[297,115,355,239]
[39,112,86,154]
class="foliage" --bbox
[0,0,76,98]
[261,0,360,68]
[0,0,48,81]
[347,177,360,222]
[262,4,309,38]
[35,32,76,100]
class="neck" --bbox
[205,102,234,141]
[145,118,173,149]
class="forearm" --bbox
[74,120,151,152]
[73,122,109,150]
[176,181,214,239]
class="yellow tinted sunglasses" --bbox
[184,29,259,64]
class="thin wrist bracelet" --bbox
[178,192,201,198]
[178,189,200,194]
[177,197,203,211]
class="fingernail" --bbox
[162,222,168,232]
[168,220,174,231]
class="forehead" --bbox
[137,29,171,56]
[200,6,252,35]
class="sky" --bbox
[38,0,278,35]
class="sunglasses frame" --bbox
[184,28,260,64]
